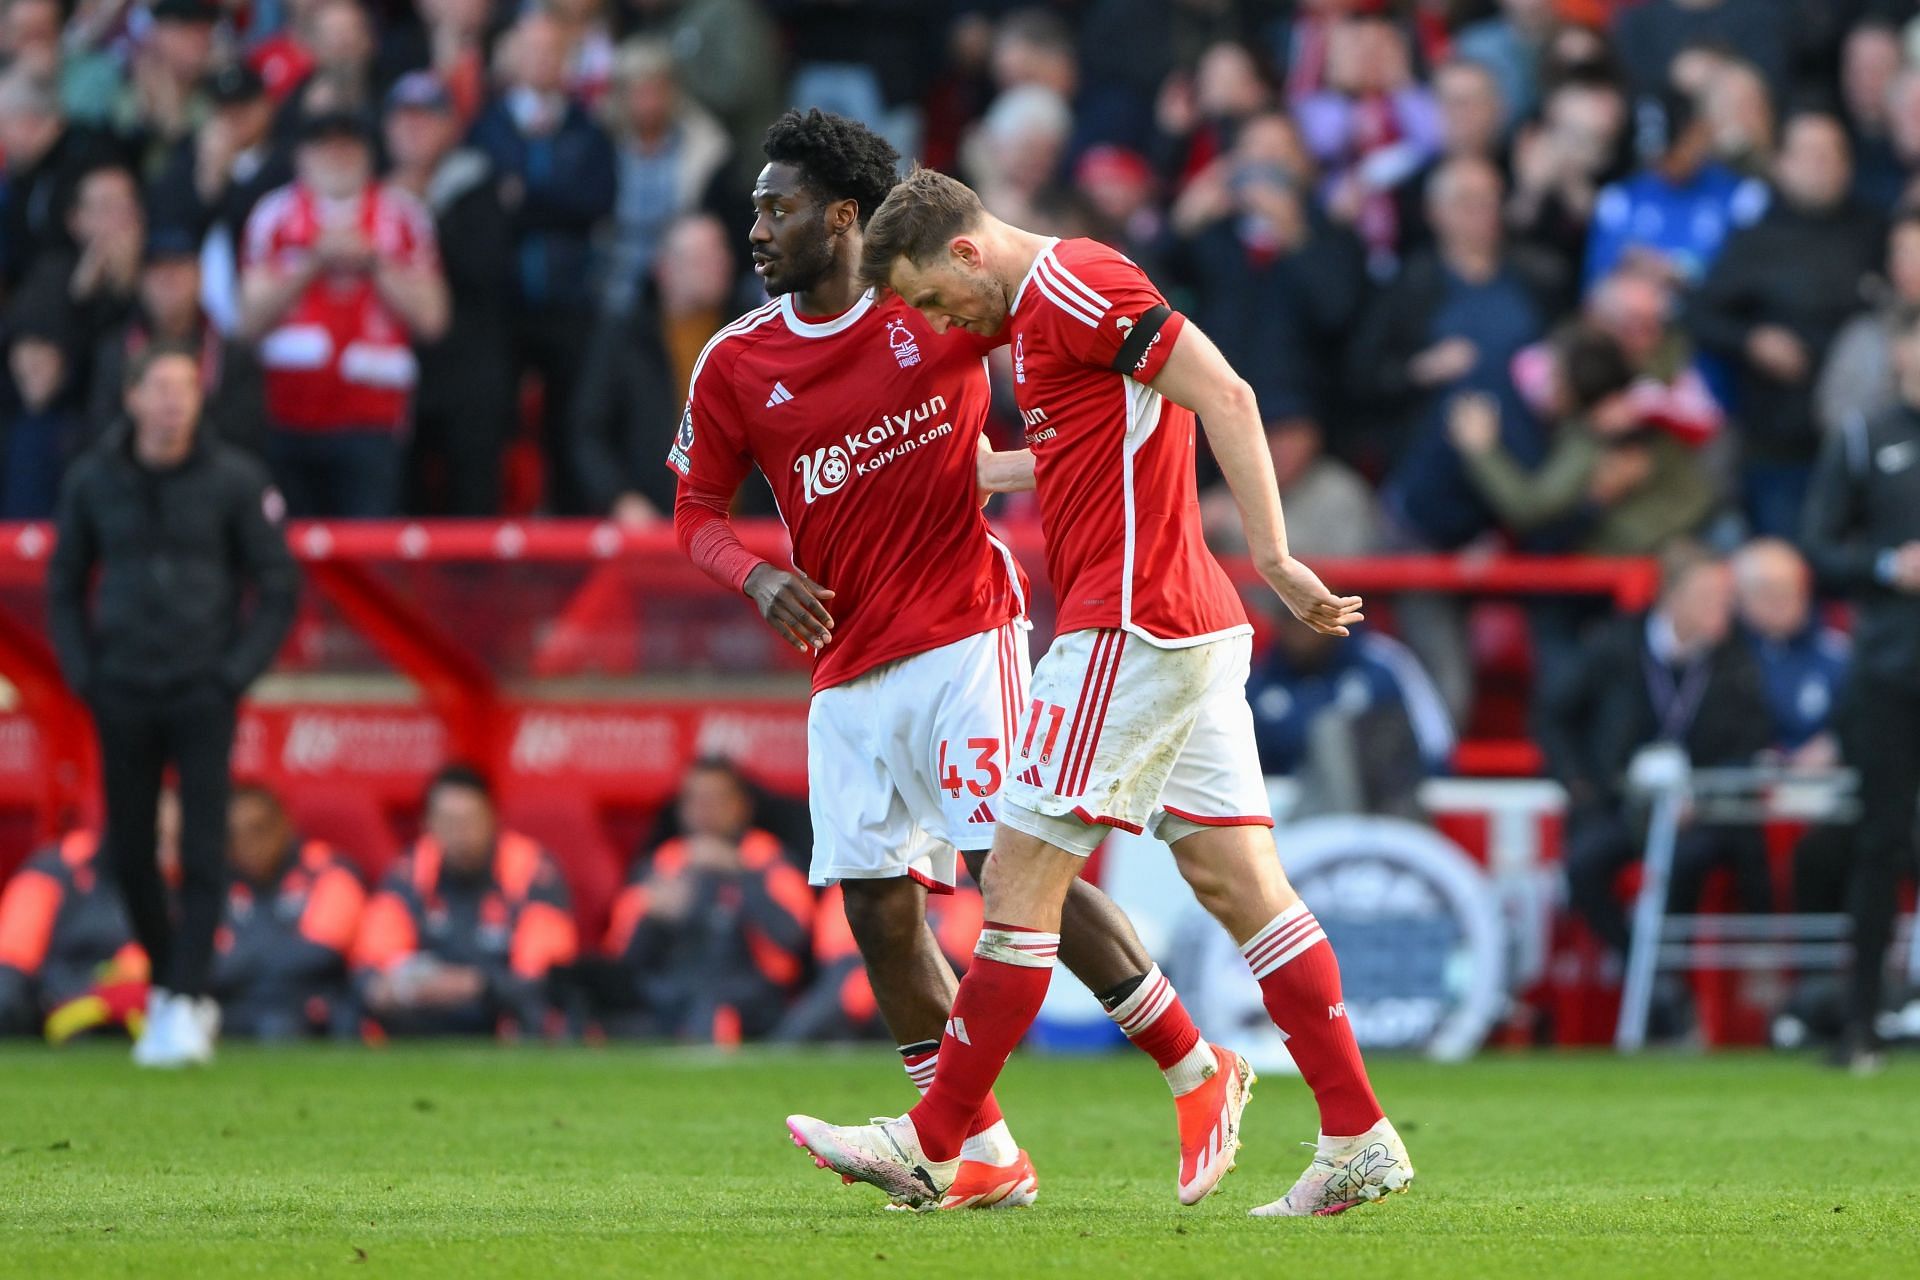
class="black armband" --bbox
[1109,304,1174,375]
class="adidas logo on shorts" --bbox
[966,800,995,825]
[1016,766,1043,787]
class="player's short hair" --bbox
[762,108,900,227]
[859,167,987,288]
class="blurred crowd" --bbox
[0,0,1914,531]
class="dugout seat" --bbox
[500,790,622,945]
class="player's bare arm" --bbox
[744,563,835,654]
[976,436,1036,495]
[1146,324,1363,637]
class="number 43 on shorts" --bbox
[938,738,1002,798]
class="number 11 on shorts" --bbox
[1019,699,1066,764]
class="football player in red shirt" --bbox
[789,169,1413,1218]
[672,112,1249,1209]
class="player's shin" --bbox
[1242,902,1384,1138]
[906,924,1057,1162]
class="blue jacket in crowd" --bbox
[1247,631,1457,776]
[468,99,618,313]
[1742,622,1850,752]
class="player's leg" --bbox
[1153,638,1411,1216]
[958,843,1220,1105]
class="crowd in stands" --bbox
[0,0,1912,534]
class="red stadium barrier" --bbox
[0,520,1656,939]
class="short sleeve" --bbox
[1032,245,1188,383]
[667,345,754,491]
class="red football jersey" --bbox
[668,291,1027,693]
[1008,238,1250,645]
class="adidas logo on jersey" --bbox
[765,381,795,408]
[966,800,996,825]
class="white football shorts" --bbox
[807,620,1031,893]
[1002,628,1273,857]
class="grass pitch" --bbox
[0,1044,1915,1279]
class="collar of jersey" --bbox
[780,289,875,338]
[1010,237,1064,317]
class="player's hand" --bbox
[745,563,836,653]
[1259,554,1363,637]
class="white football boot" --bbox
[1249,1117,1415,1217]
[132,989,186,1068]
[786,1113,959,1209]
[175,995,219,1065]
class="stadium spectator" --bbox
[112,0,219,180]
[288,0,382,118]
[1801,303,1920,1071]
[1574,268,1724,449]
[962,84,1072,226]
[400,0,491,124]
[48,343,297,1067]
[1505,70,1630,287]
[1451,0,1555,124]
[602,759,814,1042]
[238,108,449,517]
[1582,87,1767,292]
[1540,543,1773,976]
[547,0,617,108]
[1247,619,1455,821]
[1296,14,1440,275]
[1168,112,1366,431]
[145,62,291,313]
[1843,20,1907,212]
[248,0,327,102]
[1201,417,1378,561]
[781,0,938,161]
[1357,155,1557,722]
[0,0,62,82]
[1613,0,1794,104]
[617,0,780,187]
[383,70,515,516]
[13,163,146,397]
[469,11,617,514]
[352,765,578,1037]
[0,828,143,1038]
[1816,213,1920,438]
[573,211,740,524]
[1700,57,1775,178]
[1150,38,1273,196]
[1687,111,1882,538]
[3,308,84,517]
[211,785,364,1040]
[1394,57,1508,256]
[598,37,733,317]
[1450,325,1716,557]
[776,882,982,1043]
[0,69,125,294]
[87,227,267,455]
[1731,538,1847,764]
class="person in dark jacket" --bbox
[1686,112,1884,538]
[384,71,516,515]
[0,71,127,295]
[1539,543,1773,969]
[602,759,814,1041]
[0,829,143,1037]
[1801,304,1920,1070]
[351,765,578,1037]
[212,785,365,1040]
[1167,112,1367,431]
[468,12,618,514]
[46,343,298,1068]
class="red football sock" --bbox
[1243,902,1384,1137]
[898,1042,1005,1138]
[906,923,1057,1162]
[1105,964,1203,1072]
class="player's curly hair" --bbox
[762,109,901,226]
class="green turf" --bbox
[0,1044,1915,1278]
